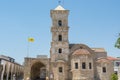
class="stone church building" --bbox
[24,5,114,80]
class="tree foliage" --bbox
[115,35,120,49]
[111,73,118,80]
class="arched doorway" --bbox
[30,62,46,80]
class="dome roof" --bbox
[72,49,90,55]
[69,44,93,55]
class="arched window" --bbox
[75,62,78,69]
[89,63,92,69]
[58,48,62,53]
[82,62,86,69]
[58,35,62,41]
[58,20,62,26]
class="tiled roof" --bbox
[107,56,118,61]
[96,57,110,63]
[91,48,105,52]
[72,49,90,55]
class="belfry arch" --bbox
[30,61,46,80]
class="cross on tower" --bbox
[58,0,61,5]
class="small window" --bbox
[59,67,62,73]
[58,48,62,53]
[82,62,86,69]
[80,46,83,49]
[116,62,120,66]
[75,63,78,69]
[103,67,106,73]
[58,35,62,41]
[58,20,62,26]
[89,63,92,69]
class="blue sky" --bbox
[0,0,120,64]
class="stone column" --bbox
[11,64,14,80]
[1,61,6,80]
[6,62,11,80]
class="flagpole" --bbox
[27,37,30,58]
[27,37,34,80]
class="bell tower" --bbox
[50,5,69,62]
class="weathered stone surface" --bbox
[24,5,114,80]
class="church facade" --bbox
[24,5,114,80]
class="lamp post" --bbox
[27,77,30,80]
[46,76,48,80]
[13,74,16,80]
[50,72,53,80]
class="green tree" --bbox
[115,34,120,49]
[111,73,118,80]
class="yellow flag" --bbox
[28,37,34,42]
